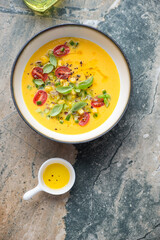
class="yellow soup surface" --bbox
[43,163,70,189]
[22,37,120,134]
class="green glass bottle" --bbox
[24,0,58,12]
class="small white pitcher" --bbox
[23,158,76,200]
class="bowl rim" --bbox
[10,23,132,144]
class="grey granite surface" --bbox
[0,0,160,240]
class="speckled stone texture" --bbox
[0,0,160,240]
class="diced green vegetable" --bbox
[49,104,63,117]
[102,89,107,94]
[37,101,42,105]
[56,86,73,95]
[64,104,69,110]
[93,113,98,118]
[77,76,93,90]
[49,54,57,68]
[71,102,87,112]
[27,85,32,90]
[60,120,64,124]
[43,64,54,73]
[75,119,79,123]
[65,114,71,121]
[60,47,65,52]
[69,40,75,46]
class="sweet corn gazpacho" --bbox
[22,37,120,134]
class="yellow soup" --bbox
[43,163,70,189]
[22,37,120,134]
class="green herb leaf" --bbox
[49,104,63,117]
[60,120,64,124]
[37,101,42,106]
[71,102,87,112]
[105,94,111,99]
[65,114,71,121]
[75,42,79,47]
[77,76,93,90]
[43,64,54,73]
[49,54,57,68]
[104,98,109,107]
[98,94,105,99]
[56,86,73,95]
[33,79,44,86]
[75,88,81,93]
[27,85,32,90]
[102,89,107,94]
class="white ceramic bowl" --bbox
[11,24,131,144]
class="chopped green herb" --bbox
[102,89,107,94]
[60,120,64,124]
[27,85,32,90]
[37,101,42,106]
[75,119,79,123]
[65,114,71,121]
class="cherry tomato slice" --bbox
[55,66,71,79]
[53,44,70,57]
[79,112,90,126]
[33,90,47,106]
[31,67,48,82]
[91,96,104,108]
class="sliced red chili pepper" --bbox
[79,112,90,126]
[33,90,47,106]
[91,96,104,108]
[53,44,70,57]
[31,67,48,82]
[55,66,71,79]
